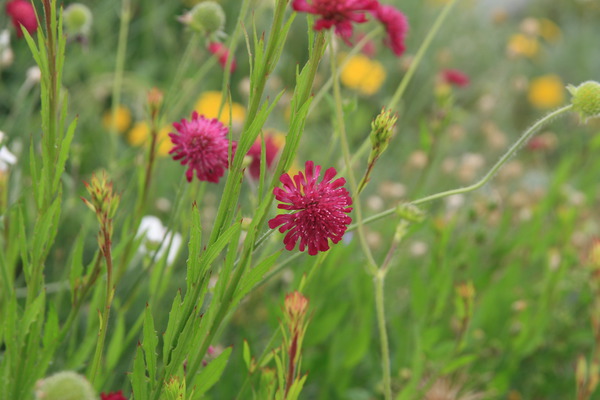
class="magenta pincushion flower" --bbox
[292,0,379,44]
[101,391,127,400]
[268,161,353,256]
[169,111,236,183]
[6,0,38,38]
[208,42,236,72]
[246,134,281,179]
[442,69,470,87]
[374,4,409,57]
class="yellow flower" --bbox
[102,106,132,134]
[539,18,561,43]
[128,122,172,157]
[527,74,565,109]
[340,53,386,96]
[194,91,246,126]
[507,33,539,58]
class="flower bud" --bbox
[35,371,97,400]
[369,108,397,163]
[181,1,225,35]
[64,3,93,36]
[567,80,600,121]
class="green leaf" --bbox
[234,251,281,304]
[190,346,233,397]
[68,231,86,303]
[106,312,126,371]
[163,291,183,366]
[131,344,149,399]
[52,116,78,193]
[440,353,477,374]
[143,304,159,387]
[243,340,252,372]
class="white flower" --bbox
[137,216,182,266]
[0,131,17,172]
[0,30,13,67]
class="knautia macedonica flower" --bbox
[5,0,37,38]
[292,0,379,45]
[169,111,236,183]
[269,161,353,256]
[100,391,127,400]
[374,3,409,57]
[208,41,236,72]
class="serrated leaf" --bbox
[143,304,158,387]
[52,116,77,193]
[190,346,233,397]
[131,344,149,399]
[163,291,183,365]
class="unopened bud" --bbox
[284,291,309,323]
[567,81,600,122]
[369,108,397,162]
[395,203,425,223]
[35,371,97,400]
[64,3,93,36]
[181,1,225,35]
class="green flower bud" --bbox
[64,4,93,36]
[185,1,225,34]
[35,371,97,400]
[395,203,425,223]
[567,80,600,121]
[369,108,397,163]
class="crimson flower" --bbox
[246,134,282,179]
[268,161,352,256]
[442,69,470,87]
[292,0,379,44]
[6,0,37,38]
[208,42,236,72]
[374,4,409,57]
[169,111,236,183]
[101,391,127,400]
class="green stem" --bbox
[329,34,378,276]
[348,105,574,229]
[375,271,392,400]
[88,232,115,386]
[108,0,131,171]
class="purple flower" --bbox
[269,161,353,256]
[169,111,236,183]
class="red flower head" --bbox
[246,133,282,180]
[101,391,127,400]
[442,69,470,87]
[292,0,379,45]
[169,111,236,183]
[6,0,38,38]
[268,161,353,256]
[208,42,236,73]
[374,4,409,57]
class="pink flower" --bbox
[208,42,236,73]
[101,391,127,400]
[442,69,470,87]
[268,161,353,256]
[169,111,236,183]
[246,134,282,179]
[6,0,38,38]
[292,0,379,45]
[374,4,409,57]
